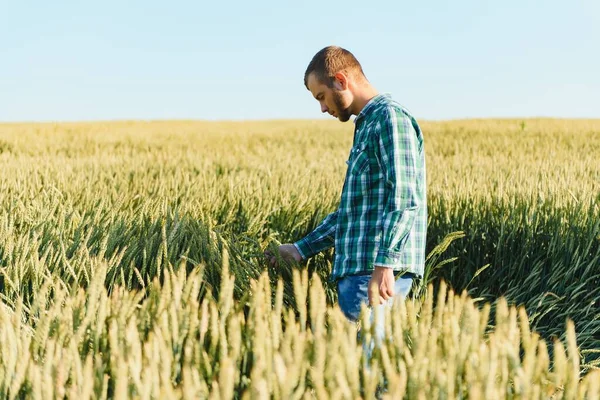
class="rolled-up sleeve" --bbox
[374,108,421,267]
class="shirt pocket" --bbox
[346,141,370,176]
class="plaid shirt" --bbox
[294,93,427,282]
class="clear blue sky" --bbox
[1,0,599,122]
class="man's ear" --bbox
[333,71,349,90]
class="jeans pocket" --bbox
[337,275,370,322]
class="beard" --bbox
[331,90,352,122]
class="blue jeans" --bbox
[337,272,414,361]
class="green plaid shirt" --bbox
[294,93,427,282]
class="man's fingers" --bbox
[264,250,277,267]
[379,285,394,301]
[371,295,385,306]
[264,244,304,268]
[369,279,394,305]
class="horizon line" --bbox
[1,116,600,125]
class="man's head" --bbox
[304,46,369,122]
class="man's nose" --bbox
[320,103,328,113]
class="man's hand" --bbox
[368,266,395,306]
[264,244,303,267]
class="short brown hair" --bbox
[304,46,366,89]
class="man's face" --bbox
[306,72,353,122]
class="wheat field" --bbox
[0,119,598,399]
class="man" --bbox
[267,46,427,339]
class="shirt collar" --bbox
[353,93,392,125]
